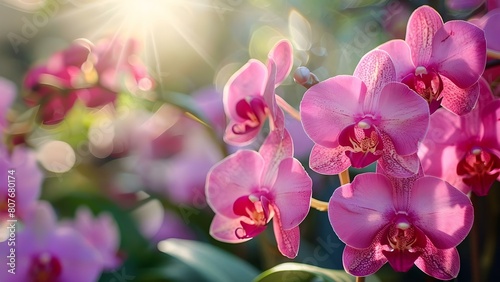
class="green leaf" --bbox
[253,262,381,282]
[158,238,259,282]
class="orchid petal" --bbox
[377,39,415,80]
[223,59,267,121]
[223,121,261,146]
[377,82,429,155]
[378,132,420,177]
[268,39,293,85]
[264,58,277,119]
[414,242,460,280]
[329,173,393,249]
[410,176,473,249]
[353,49,396,98]
[342,231,388,277]
[309,143,351,175]
[259,128,293,186]
[440,78,480,116]
[272,158,312,230]
[431,21,486,88]
[209,214,251,243]
[206,150,263,217]
[405,5,444,65]
[272,211,300,259]
[300,75,366,147]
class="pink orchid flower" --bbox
[329,169,473,280]
[378,5,486,115]
[0,202,103,282]
[223,39,293,146]
[300,49,429,177]
[206,129,312,258]
[419,78,500,196]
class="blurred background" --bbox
[1,0,498,281]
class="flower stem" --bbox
[275,95,301,121]
[339,168,350,185]
[356,276,365,282]
[310,198,328,211]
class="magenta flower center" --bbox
[233,194,273,239]
[338,121,384,168]
[232,98,267,134]
[29,252,62,282]
[386,218,418,251]
[457,147,500,196]
[403,66,443,110]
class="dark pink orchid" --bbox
[223,39,293,146]
[329,170,473,280]
[300,49,429,177]
[419,78,500,196]
[378,5,486,115]
[206,129,312,258]
[24,37,153,125]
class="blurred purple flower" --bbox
[0,144,42,223]
[0,202,102,282]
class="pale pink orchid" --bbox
[206,129,312,258]
[419,78,500,196]
[378,5,486,115]
[300,49,429,177]
[329,170,473,280]
[64,206,121,270]
[223,39,293,146]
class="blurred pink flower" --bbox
[65,206,121,270]
[470,8,500,55]
[0,144,42,223]
[223,39,293,146]
[419,78,500,196]
[24,37,153,125]
[206,130,312,258]
[0,202,102,282]
[300,49,429,177]
[329,171,473,280]
[378,5,487,115]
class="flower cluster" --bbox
[208,4,500,280]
